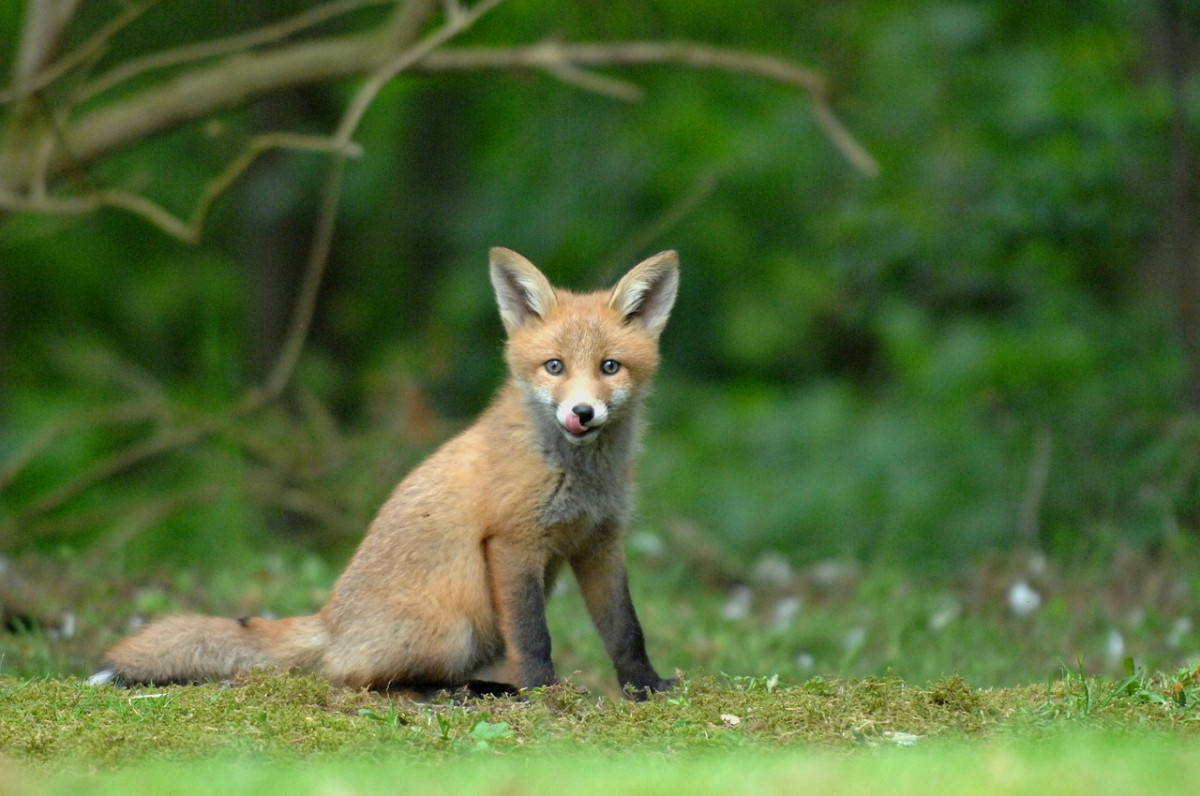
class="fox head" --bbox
[490,248,679,446]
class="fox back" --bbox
[92,248,680,698]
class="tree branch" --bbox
[0,398,167,495]
[0,133,360,241]
[0,2,880,542]
[5,0,510,530]
[70,0,391,104]
[265,0,507,398]
[11,0,84,88]
[333,0,507,149]
[0,30,874,193]
[0,31,378,192]
[383,0,441,51]
[415,41,877,174]
[6,2,152,103]
[420,40,829,94]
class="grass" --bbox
[2,734,1196,796]
[4,669,1200,794]
[0,672,1002,766]
[5,543,1199,690]
[4,733,1200,796]
[4,547,1200,791]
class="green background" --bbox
[2,0,1198,574]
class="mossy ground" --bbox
[3,667,1200,767]
[4,550,1200,791]
[4,669,1200,794]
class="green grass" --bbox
[4,670,1200,794]
[4,734,1200,796]
[5,550,1200,791]
[5,545,1200,691]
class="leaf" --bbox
[469,720,513,741]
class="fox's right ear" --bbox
[489,248,559,332]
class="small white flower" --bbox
[884,731,921,747]
[628,531,665,557]
[1168,617,1193,650]
[1104,628,1125,667]
[843,626,867,654]
[1007,580,1041,617]
[720,585,753,621]
[751,551,793,588]
[928,598,961,631]
[770,596,801,631]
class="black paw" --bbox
[463,679,521,698]
[623,676,679,701]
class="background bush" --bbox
[2,0,1198,573]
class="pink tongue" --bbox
[565,413,588,435]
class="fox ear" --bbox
[609,251,679,336]
[489,248,559,331]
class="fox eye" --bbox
[544,359,565,375]
[601,359,621,375]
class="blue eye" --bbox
[601,359,620,375]
[545,359,565,375]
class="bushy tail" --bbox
[89,614,328,686]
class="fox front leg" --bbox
[484,537,557,690]
[570,537,677,699]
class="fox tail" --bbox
[88,614,328,686]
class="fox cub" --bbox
[91,248,679,698]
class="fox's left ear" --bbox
[609,251,679,336]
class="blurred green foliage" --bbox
[2,1,1198,572]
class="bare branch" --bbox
[20,485,222,546]
[0,188,185,238]
[263,156,347,401]
[420,40,829,94]
[416,40,878,174]
[193,133,363,237]
[602,171,719,275]
[73,0,391,104]
[269,0,509,399]
[0,32,379,192]
[5,1,151,102]
[333,0,508,148]
[5,1,513,532]
[11,0,84,87]
[0,399,167,495]
[383,0,441,50]
[0,133,362,242]
[544,59,644,102]
[810,98,880,177]
[16,413,229,524]
[1,14,873,191]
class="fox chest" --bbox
[537,470,631,553]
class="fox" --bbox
[89,247,680,698]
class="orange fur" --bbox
[93,249,679,697]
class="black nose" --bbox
[572,403,595,424]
